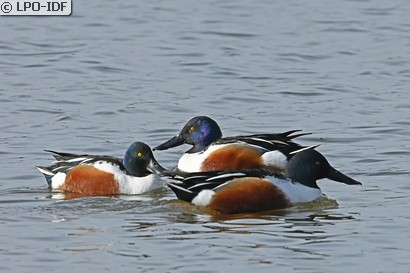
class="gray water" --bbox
[1,0,410,272]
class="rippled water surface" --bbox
[1,0,410,272]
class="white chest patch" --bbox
[116,174,164,194]
[177,145,225,172]
[269,177,322,204]
[92,161,164,194]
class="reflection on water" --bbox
[44,188,168,202]
[115,202,361,271]
[121,196,354,242]
[161,196,340,222]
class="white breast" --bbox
[116,173,164,194]
[177,145,226,172]
[93,161,164,194]
[269,177,322,204]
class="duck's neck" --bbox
[123,159,150,177]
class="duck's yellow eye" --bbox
[316,161,321,166]
[137,152,142,157]
[190,126,195,131]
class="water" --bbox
[1,0,410,272]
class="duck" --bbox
[154,116,309,173]
[166,148,361,214]
[36,142,166,196]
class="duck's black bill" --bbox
[153,135,185,151]
[327,166,362,185]
[147,158,168,176]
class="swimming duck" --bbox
[154,116,308,173]
[166,148,361,214]
[37,142,166,196]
